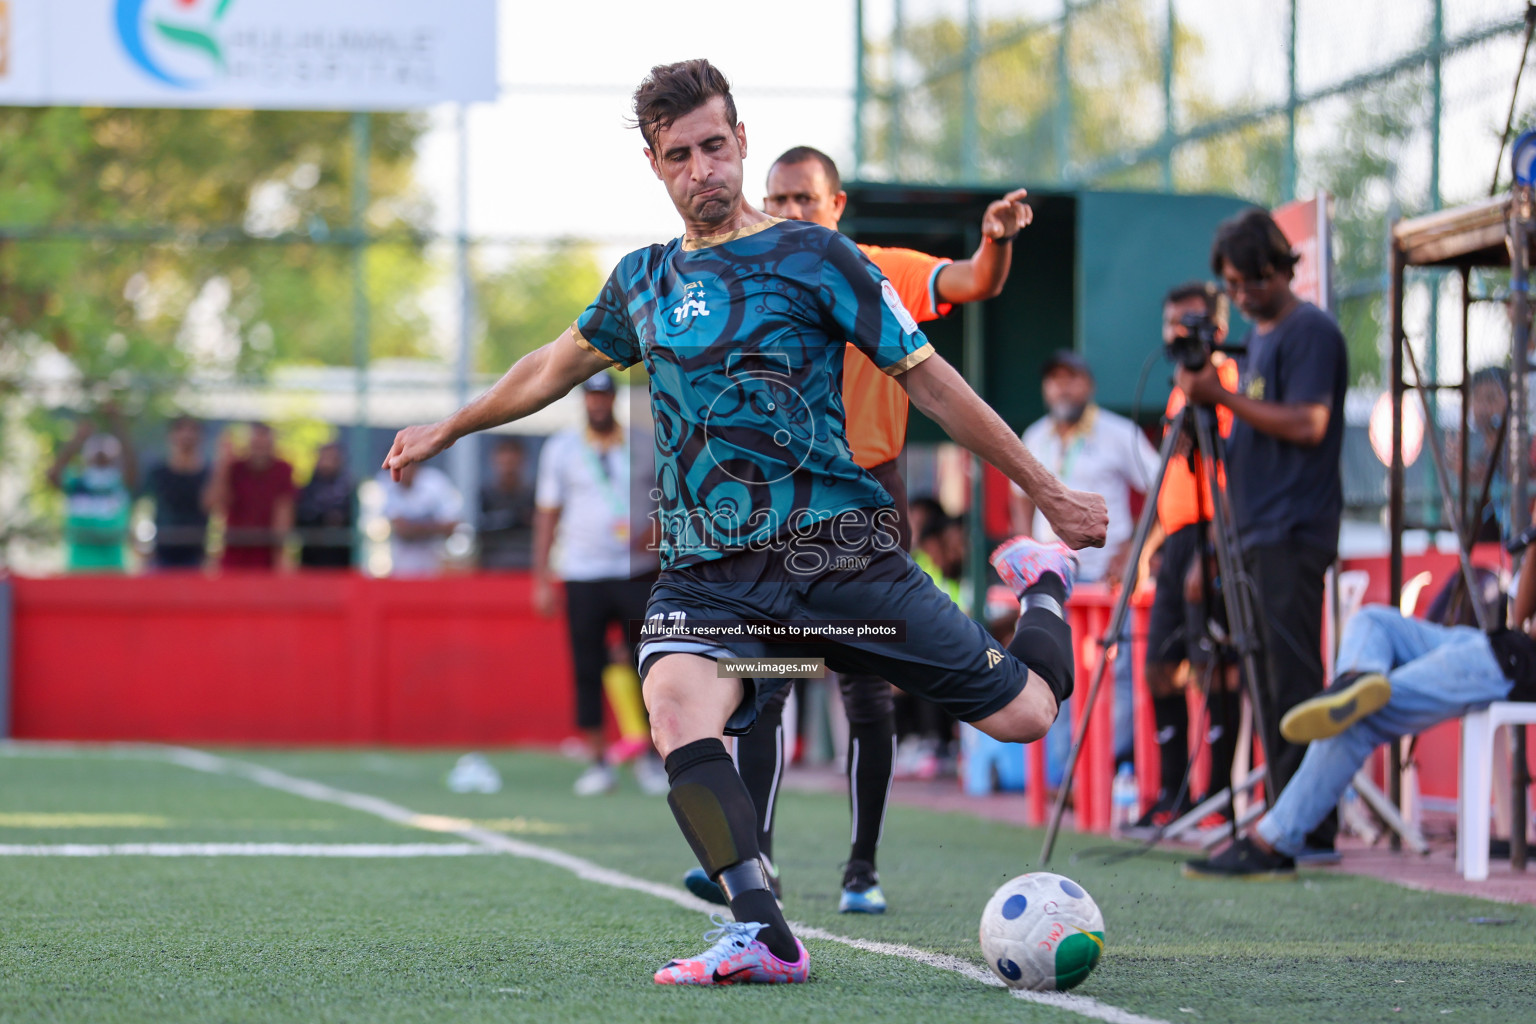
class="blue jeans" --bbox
[1255,606,1512,856]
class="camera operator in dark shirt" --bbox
[1176,208,1348,858]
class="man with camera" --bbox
[1131,282,1242,830]
[1175,208,1348,862]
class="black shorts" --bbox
[635,512,1027,734]
[1145,524,1229,668]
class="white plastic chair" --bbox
[1456,702,1536,880]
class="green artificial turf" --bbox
[1,746,1531,1024]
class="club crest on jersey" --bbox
[671,282,712,325]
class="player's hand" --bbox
[1039,487,1108,550]
[533,575,559,618]
[383,422,453,480]
[981,188,1033,240]
[1175,363,1225,407]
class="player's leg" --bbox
[836,671,896,913]
[833,535,1071,746]
[564,580,614,795]
[645,653,807,983]
[684,685,787,906]
[971,537,1081,743]
[737,685,788,866]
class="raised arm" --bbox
[900,353,1108,549]
[383,329,613,479]
[934,188,1032,304]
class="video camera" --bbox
[1165,312,1224,372]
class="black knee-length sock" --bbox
[846,713,896,866]
[1152,692,1189,801]
[735,701,784,864]
[1007,574,1076,705]
[664,738,797,961]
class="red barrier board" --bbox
[10,574,576,746]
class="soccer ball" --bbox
[979,872,1104,991]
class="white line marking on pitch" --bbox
[2,743,1167,1024]
[0,843,491,857]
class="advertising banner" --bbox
[1272,191,1333,311]
[0,0,496,110]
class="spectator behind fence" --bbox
[296,441,354,569]
[1176,207,1348,860]
[478,436,537,570]
[144,415,209,570]
[48,409,137,573]
[206,422,295,571]
[381,459,461,577]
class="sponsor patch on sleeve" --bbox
[880,278,920,335]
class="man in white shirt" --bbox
[381,460,462,577]
[534,372,663,796]
[1011,349,1160,776]
[1011,350,1159,584]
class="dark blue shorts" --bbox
[635,513,1031,734]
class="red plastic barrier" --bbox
[1024,585,1152,832]
[10,574,577,746]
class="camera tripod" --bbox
[1039,397,1278,865]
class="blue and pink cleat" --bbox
[989,536,1079,601]
[653,915,809,986]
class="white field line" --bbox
[0,842,491,857]
[2,742,1168,1024]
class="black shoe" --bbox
[1281,671,1391,744]
[1128,792,1194,834]
[1182,837,1296,880]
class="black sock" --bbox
[1008,574,1075,705]
[1206,685,1240,805]
[1152,693,1189,803]
[664,739,797,961]
[735,701,784,863]
[847,713,896,866]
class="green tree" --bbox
[0,107,432,387]
[476,242,609,373]
[0,107,432,565]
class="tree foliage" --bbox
[0,106,433,395]
[866,0,1425,387]
[475,242,608,374]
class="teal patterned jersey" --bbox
[573,217,934,569]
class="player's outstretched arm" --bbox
[383,328,613,480]
[900,353,1108,549]
[935,188,1032,304]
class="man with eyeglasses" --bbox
[1174,207,1347,872]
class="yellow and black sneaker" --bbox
[1182,837,1296,881]
[1280,671,1391,744]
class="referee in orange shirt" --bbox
[684,145,1031,913]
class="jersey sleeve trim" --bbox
[570,323,626,368]
[882,341,935,376]
[926,260,954,319]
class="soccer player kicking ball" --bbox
[383,58,1107,986]
[683,147,1033,914]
